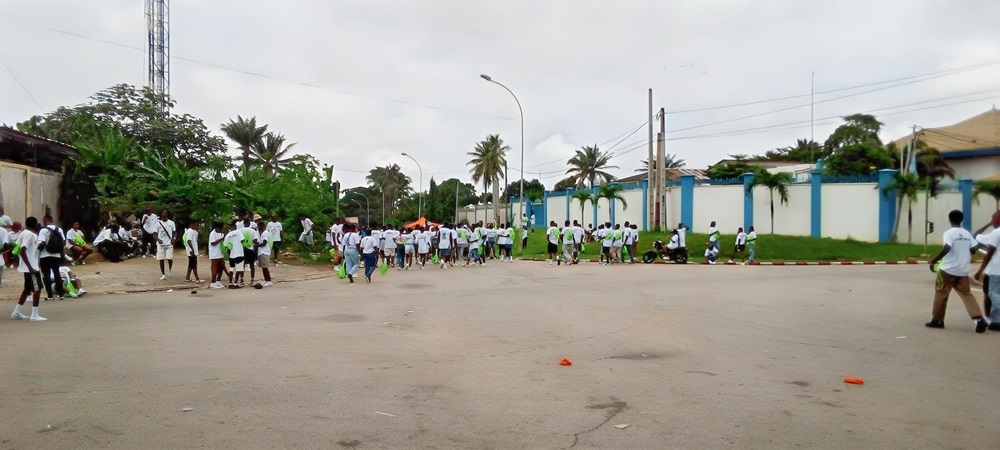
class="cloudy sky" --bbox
[2,0,999,191]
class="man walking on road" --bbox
[926,210,988,333]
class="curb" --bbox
[516,258,930,266]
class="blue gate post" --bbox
[742,172,755,232]
[592,185,599,227]
[810,163,823,238]
[959,178,973,231]
[640,179,649,231]
[541,190,549,228]
[565,188,573,222]
[878,169,898,243]
[680,174,695,229]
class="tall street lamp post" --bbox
[480,74,523,231]
[401,152,423,219]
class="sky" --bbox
[1,0,999,192]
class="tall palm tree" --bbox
[467,134,509,223]
[635,154,686,172]
[595,184,628,219]
[974,181,1000,210]
[250,132,297,176]
[748,168,792,235]
[567,145,618,188]
[887,171,919,243]
[914,144,955,196]
[221,115,268,170]
[366,164,412,219]
[572,190,595,223]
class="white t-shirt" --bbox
[157,220,176,245]
[383,230,400,248]
[183,228,199,255]
[66,228,84,247]
[456,228,469,245]
[242,228,260,250]
[983,229,1000,276]
[420,231,433,253]
[562,227,575,244]
[708,226,719,242]
[258,230,272,256]
[438,227,453,249]
[208,230,224,259]
[267,221,283,241]
[141,213,159,234]
[16,231,39,273]
[736,232,748,246]
[486,228,498,240]
[0,227,7,247]
[38,225,65,258]
[705,247,719,258]
[93,228,114,246]
[612,229,624,247]
[361,235,378,254]
[602,229,614,247]
[497,228,511,245]
[747,231,757,244]
[403,232,414,247]
[547,226,560,245]
[938,226,975,276]
[224,230,245,258]
[342,232,361,252]
[573,226,585,244]
[677,227,687,247]
[301,218,313,234]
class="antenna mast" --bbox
[145,0,170,112]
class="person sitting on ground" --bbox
[65,221,94,265]
[705,242,719,265]
[94,224,128,263]
[57,261,87,296]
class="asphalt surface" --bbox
[1,262,998,449]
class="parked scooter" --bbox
[642,238,688,264]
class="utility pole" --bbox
[145,0,170,113]
[656,108,666,230]
[647,89,654,230]
[810,71,815,161]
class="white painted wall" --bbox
[948,156,1000,181]
[753,184,811,236]
[691,185,744,234]
[821,183,879,242]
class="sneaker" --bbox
[262,281,273,287]
[195,279,205,283]
[30,315,48,322]
[184,278,193,283]
[159,275,167,281]
[43,297,53,302]
[975,318,988,333]
[988,323,1000,331]
[80,261,86,265]
[66,292,79,298]
[210,283,223,289]
[78,289,88,294]
[925,319,945,329]
[11,312,29,320]
[228,284,241,289]
[167,269,172,277]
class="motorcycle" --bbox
[642,239,688,264]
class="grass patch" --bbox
[515,228,934,262]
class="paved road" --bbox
[1,263,997,449]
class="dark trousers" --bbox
[40,256,66,298]
[363,251,377,280]
[141,230,156,255]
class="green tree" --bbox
[366,164,412,222]
[887,171,920,243]
[468,134,509,224]
[572,190,595,223]
[759,139,825,163]
[566,145,617,188]
[707,155,755,179]
[595,184,628,219]
[974,181,1000,210]
[501,179,546,202]
[221,115,268,171]
[748,168,792,235]
[553,177,577,191]
[823,114,894,176]
[250,131,296,176]
[635,154,686,172]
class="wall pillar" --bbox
[541,191,549,228]
[680,174,695,229]
[878,169,898,243]
[959,178,973,231]
[810,165,822,238]
[565,188,573,222]
[742,172,755,232]
[640,179,649,231]
[592,185,599,227]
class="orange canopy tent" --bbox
[404,217,441,229]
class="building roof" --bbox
[708,159,802,169]
[0,126,80,171]
[615,168,708,184]
[891,108,1000,154]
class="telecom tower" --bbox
[145,0,169,112]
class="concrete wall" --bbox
[752,184,811,236]
[820,183,879,242]
[0,161,62,222]
[691,185,744,234]
[947,156,1000,182]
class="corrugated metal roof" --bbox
[891,108,1000,153]
[615,168,707,183]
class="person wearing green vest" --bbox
[456,225,470,263]
[561,220,575,265]
[610,224,624,264]
[708,221,720,252]
[746,226,757,264]
[65,221,94,265]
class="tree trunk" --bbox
[492,178,500,225]
[769,190,775,234]
[891,193,904,243]
[242,145,250,170]
[907,200,913,243]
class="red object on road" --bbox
[559,358,572,366]
[844,376,864,385]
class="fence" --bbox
[0,161,63,222]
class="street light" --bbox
[401,152,423,219]
[380,181,396,226]
[480,74,523,233]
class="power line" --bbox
[0,57,43,112]
[0,17,517,121]
[664,60,1000,114]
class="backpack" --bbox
[44,226,64,254]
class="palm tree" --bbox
[595,184,628,219]
[567,145,618,188]
[887,171,919,243]
[914,144,955,196]
[572,190,595,223]
[974,181,1000,210]
[221,115,268,171]
[367,164,412,220]
[748,168,792,235]
[468,134,509,223]
[250,132,297,176]
[635,154,686,172]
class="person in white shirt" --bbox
[94,224,127,262]
[497,223,513,262]
[593,224,606,264]
[620,221,633,263]
[708,221,720,252]
[455,226,469,264]
[266,215,283,264]
[602,222,614,265]
[208,222,226,289]
[360,227,379,282]
[140,206,159,257]
[224,222,246,288]
[629,224,640,263]
[730,227,748,264]
[704,242,719,265]
[183,220,203,283]
[926,209,988,332]
[571,220,585,264]
[546,221,560,266]
[0,206,12,230]
[973,211,1000,330]
[402,228,415,269]
[610,224,625,264]
[156,210,177,280]
[255,222,273,287]
[38,215,71,300]
[415,226,430,268]
[436,224,455,269]
[58,263,86,296]
[0,225,7,286]
[382,226,400,268]
[745,226,756,263]
[298,214,315,252]
[485,224,498,260]
[240,217,261,286]
[342,223,362,283]
[65,221,94,264]
[676,222,688,249]
[11,216,46,321]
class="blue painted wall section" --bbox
[741,172,754,232]
[565,188,573,222]
[680,174,694,229]
[541,191,549,227]
[877,169,898,243]
[640,179,648,231]
[592,185,599,227]
[810,164,822,238]
[959,178,973,230]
